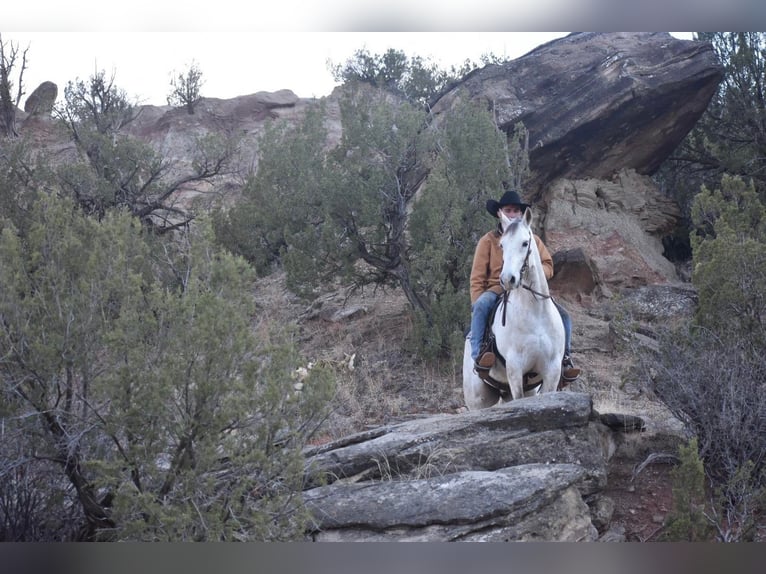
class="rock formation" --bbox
[430,32,723,296]
[20,33,720,295]
[432,32,723,195]
[12,31,717,542]
[23,81,58,116]
[302,392,638,541]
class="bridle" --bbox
[501,229,551,326]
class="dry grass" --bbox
[253,271,461,440]
[253,271,685,444]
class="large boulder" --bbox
[432,32,723,292]
[23,81,58,116]
[433,32,723,196]
[545,169,683,293]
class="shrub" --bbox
[662,438,714,541]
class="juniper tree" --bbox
[167,61,204,115]
[0,194,333,541]
[690,175,766,347]
[213,102,330,276]
[637,174,766,541]
[408,99,514,357]
[217,87,529,360]
[55,70,237,231]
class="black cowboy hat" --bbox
[486,189,531,217]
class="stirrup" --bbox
[475,367,493,382]
[561,354,580,382]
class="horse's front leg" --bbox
[505,363,525,400]
[540,360,563,394]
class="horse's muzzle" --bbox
[500,273,519,290]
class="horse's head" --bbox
[498,208,534,291]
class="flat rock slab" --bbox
[305,463,596,541]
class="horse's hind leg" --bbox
[463,376,502,410]
[462,339,502,409]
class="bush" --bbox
[0,195,334,540]
[662,438,715,541]
[640,322,766,541]
[637,174,766,541]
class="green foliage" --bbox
[213,103,329,278]
[56,129,164,219]
[0,136,53,232]
[216,87,528,360]
[657,32,766,222]
[306,87,433,296]
[59,70,137,135]
[329,47,480,108]
[408,99,512,357]
[410,287,467,360]
[697,33,766,188]
[663,438,714,541]
[245,86,436,318]
[52,70,236,231]
[690,175,766,347]
[167,60,204,114]
[0,194,333,540]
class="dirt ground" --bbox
[600,432,682,541]
[255,272,692,541]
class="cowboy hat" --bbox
[486,189,531,217]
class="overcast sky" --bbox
[2,2,711,107]
[2,31,697,107]
[2,32,576,105]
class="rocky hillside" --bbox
[14,32,723,541]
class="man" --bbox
[469,188,581,382]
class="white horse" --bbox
[462,208,566,409]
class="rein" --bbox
[501,232,551,326]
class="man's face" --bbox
[500,205,523,220]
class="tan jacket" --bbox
[469,227,554,304]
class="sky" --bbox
[2,31,696,108]
[2,32,577,105]
[1,1,724,107]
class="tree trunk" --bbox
[391,263,432,326]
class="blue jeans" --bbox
[469,291,500,361]
[469,292,573,361]
[554,300,573,356]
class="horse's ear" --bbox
[499,210,511,231]
[524,207,533,226]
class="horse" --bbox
[462,207,566,409]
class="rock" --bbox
[544,171,685,290]
[550,247,599,297]
[598,412,646,433]
[302,392,639,542]
[24,81,58,116]
[305,464,597,541]
[20,33,720,297]
[433,32,723,195]
[598,524,627,542]
[303,392,608,492]
[587,493,616,532]
[615,284,698,321]
[430,32,723,292]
